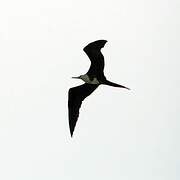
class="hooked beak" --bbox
[72,76,80,79]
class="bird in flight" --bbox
[68,40,130,137]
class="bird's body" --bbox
[68,40,130,137]
[77,74,100,84]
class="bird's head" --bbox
[72,74,89,83]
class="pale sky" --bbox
[0,0,179,179]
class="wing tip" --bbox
[83,39,108,52]
[70,127,74,137]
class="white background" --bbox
[0,0,179,179]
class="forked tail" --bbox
[104,80,130,90]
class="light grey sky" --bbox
[0,0,179,179]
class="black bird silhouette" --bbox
[68,40,130,137]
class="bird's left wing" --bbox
[68,83,99,137]
[83,40,107,79]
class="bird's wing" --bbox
[83,40,107,80]
[68,83,99,137]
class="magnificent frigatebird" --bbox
[68,40,130,137]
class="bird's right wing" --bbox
[68,83,99,137]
